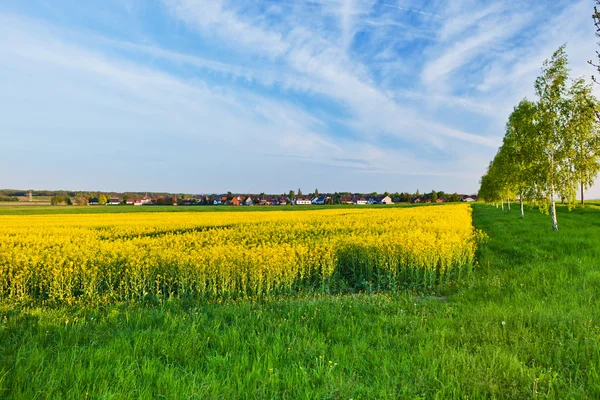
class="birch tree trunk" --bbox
[550,184,559,231]
[581,182,584,206]
[507,198,511,212]
[520,193,524,219]
[501,202,504,211]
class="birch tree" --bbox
[478,160,504,207]
[504,99,538,218]
[566,78,600,205]
[533,45,576,231]
[493,148,516,212]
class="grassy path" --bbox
[0,204,599,398]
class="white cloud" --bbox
[165,0,289,58]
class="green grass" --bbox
[0,203,424,216]
[0,204,599,398]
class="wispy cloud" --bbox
[162,0,495,151]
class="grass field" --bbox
[0,203,424,216]
[0,204,599,398]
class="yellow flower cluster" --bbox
[0,205,479,302]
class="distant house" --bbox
[295,196,312,205]
[340,195,353,204]
[368,195,393,205]
[412,197,422,203]
[379,195,393,205]
[436,197,445,203]
[311,196,328,205]
[141,196,152,205]
[107,198,121,205]
[125,198,135,205]
[133,199,143,206]
[261,195,278,206]
[278,197,288,205]
[230,196,242,206]
[88,198,99,205]
[353,196,368,205]
[245,197,253,206]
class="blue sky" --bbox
[0,0,598,196]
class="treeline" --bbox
[0,195,19,202]
[0,189,177,198]
[478,45,600,231]
[0,189,79,197]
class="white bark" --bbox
[550,185,558,231]
[507,198,511,212]
[520,194,524,219]
[501,202,504,211]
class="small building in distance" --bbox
[461,195,477,202]
[230,196,243,206]
[353,196,368,205]
[368,195,393,205]
[378,195,393,204]
[311,196,328,205]
[339,195,353,204]
[107,198,121,205]
[295,196,312,205]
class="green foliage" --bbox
[0,195,18,202]
[50,196,70,205]
[567,78,600,204]
[479,45,600,229]
[430,190,438,202]
[532,45,575,207]
[447,193,461,202]
[98,194,107,205]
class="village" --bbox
[86,192,479,206]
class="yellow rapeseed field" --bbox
[0,205,480,302]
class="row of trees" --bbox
[478,45,600,230]
[288,189,464,203]
[50,196,73,205]
[0,194,19,202]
